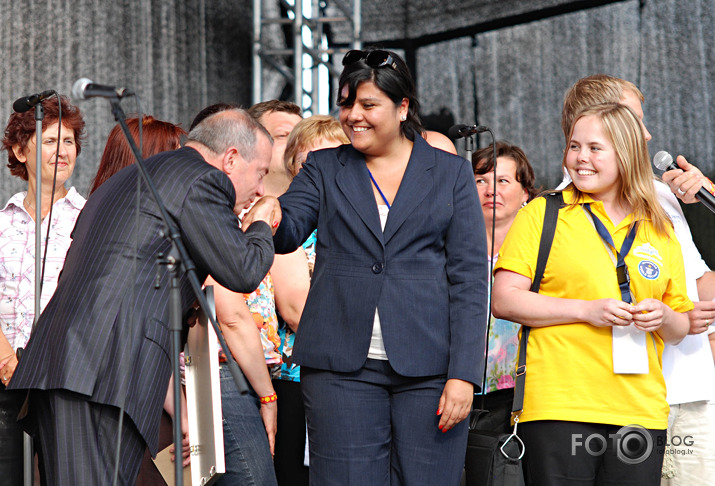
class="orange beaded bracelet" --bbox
[260,392,277,404]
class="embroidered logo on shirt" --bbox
[638,260,660,280]
[632,243,663,265]
[632,243,662,280]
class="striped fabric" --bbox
[10,147,274,468]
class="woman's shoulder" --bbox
[1,191,27,213]
[423,130,457,155]
[413,135,470,173]
[306,143,355,169]
[65,187,87,210]
[508,192,570,234]
[528,189,583,218]
[520,192,549,216]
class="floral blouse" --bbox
[483,254,520,394]
[272,230,316,382]
[217,272,282,365]
[245,272,282,365]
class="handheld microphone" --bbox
[13,90,56,113]
[448,124,490,140]
[653,151,715,214]
[71,78,133,101]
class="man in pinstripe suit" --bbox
[9,108,278,485]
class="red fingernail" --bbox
[436,408,442,415]
[438,424,443,430]
[272,220,279,228]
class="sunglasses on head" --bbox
[342,49,397,69]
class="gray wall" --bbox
[0,0,712,265]
[0,0,254,198]
[415,0,715,266]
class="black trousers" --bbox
[28,389,145,486]
[273,379,309,486]
[519,420,666,486]
[0,384,24,486]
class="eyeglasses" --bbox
[342,49,397,69]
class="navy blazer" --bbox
[275,135,488,385]
[10,147,275,453]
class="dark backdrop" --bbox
[0,0,712,265]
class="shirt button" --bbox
[372,262,384,274]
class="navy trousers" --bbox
[301,359,468,486]
[273,378,309,486]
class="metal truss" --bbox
[253,0,362,114]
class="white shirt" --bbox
[655,181,715,404]
[0,188,85,350]
[367,204,389,360]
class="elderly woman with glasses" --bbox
[245,48,488,485]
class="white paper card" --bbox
[612,325,649,374]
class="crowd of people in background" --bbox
[0,47,713,486]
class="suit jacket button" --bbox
[372,262,384,274]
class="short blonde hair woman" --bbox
[283,115,348,177]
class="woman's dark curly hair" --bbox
[2,95,85,181]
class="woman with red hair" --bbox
[89,115,185,194]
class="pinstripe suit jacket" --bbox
[274,135,489,386]
[10,146,275,454]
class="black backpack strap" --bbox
[512,191,562,415]
[530,192,562,293]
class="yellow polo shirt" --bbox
[494,189,692,429]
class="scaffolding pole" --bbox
[253,0,361,114]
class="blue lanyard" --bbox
[583,204,639,303]
[367,168,391,209]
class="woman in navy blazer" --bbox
[247,49,488,485]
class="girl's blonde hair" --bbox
[563,103,671,237]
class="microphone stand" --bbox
[20,103,45,486]
[32,104,43,328]
[106,98,250,486]
[465,134,474,163]
[164,246,184,485]
[475,130,500,423]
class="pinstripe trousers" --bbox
[29,389,145,486]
